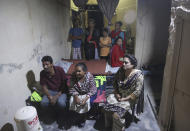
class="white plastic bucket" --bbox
[14,106,43,131]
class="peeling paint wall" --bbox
[135,0,171,66]
[0,0,71,130]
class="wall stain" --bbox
[0,63,23,74]
[60,40,63,45]
[40,35,43,43]
[29,44,44,64]
[0,43,44,74]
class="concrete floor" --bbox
[40,74,161,131]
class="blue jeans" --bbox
[41,90,67,109]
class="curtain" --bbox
[97,0,119,25]
[72,0,88,9]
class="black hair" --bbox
[41,56,53,64]
[102,28,109,33]
[115,36,123,43]
[75,62,88,72]
[124,54,137,68]
[115,21,123,26]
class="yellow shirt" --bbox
[100,36,111,56]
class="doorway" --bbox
[86,5,104,34]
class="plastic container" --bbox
[14,106,43,131]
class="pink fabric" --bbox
[94,90,106,103]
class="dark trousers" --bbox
[84,44,95,60]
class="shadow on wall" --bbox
[0,123,14,131]
[26,70,42,94]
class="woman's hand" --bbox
[118,98,125,102]
[50,96,58,105]
[115,93,121,101]
[74,95,81,105]
[80,96,89,106]
[118,96,131,102]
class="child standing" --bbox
[111,37,124,67]
[99,28,112,60]
[68,20,83,59]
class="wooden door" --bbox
[158,9,190,131]
[172,19,190,131]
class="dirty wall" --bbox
[0,0,71,130]
[135,0,171,67]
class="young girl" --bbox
[111,21,126,52]
[99,28,112,60]
[84,19,99,60]
[111,37,125,67]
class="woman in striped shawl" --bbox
[103,54,144,131]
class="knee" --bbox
[113,112,120,120]
[41,100,49,108]
[57,94,67,109]
[57,101,67,109]
[41,96,49,108]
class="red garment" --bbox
[111,30,126,53]
[87,35,97,48]
[87,35,92,42]
[111,44,124,67]
[40,66,67,91]
[111,30,121,38]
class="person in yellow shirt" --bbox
[99,28,112,60]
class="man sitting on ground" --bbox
[40,56,68,115]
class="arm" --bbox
[99,37,107,47]
[40,71,54,104]
[53,91,62,100]
[100,37,111,47]
[90,29,99,45]
[113,69,122,100]
[69,74,81,104]
[130,73,144,100]
[52,67,68,103]
[71,35,83,40]
[68,28,83,41]
[104,37,112,47]
[40,71,51,99]
[87,74,97,97]
[69,84,81,104]
[120,73,144,101]
[75,29,83,40]
[41,84,58,105]
[41,85,52,100]
[69,84,79,96]
[81,73,97,105]
[108,37,112,47]
[69,35,83,40]
[119,31,126,52]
